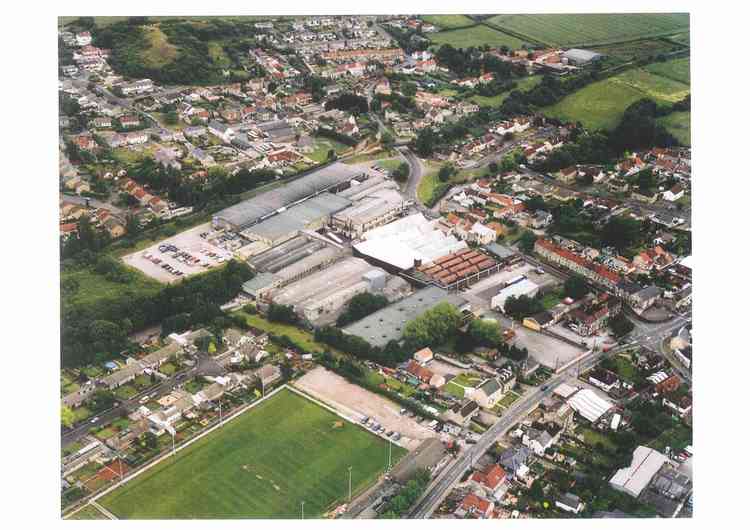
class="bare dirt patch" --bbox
[294,367,437,451]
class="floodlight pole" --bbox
[171,430,176,456]
[348,466,353,502]
[219,401,223,426]
[301,500,305,519]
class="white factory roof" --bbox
[554,383,579,399]
[491,279,540,310]
[610,446,669,497]
[354,213,467,270]
[567,388,613,423]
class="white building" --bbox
[610,446,669,497]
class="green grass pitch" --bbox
[99,388,406,518]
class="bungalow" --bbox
[556,492,585,514]
[256,364,282,388]
[406,360,445,388]
[557,166,578,184]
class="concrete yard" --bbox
[425,359,465,379]
[509,323,588,371]
[294,367,438,451]
[122,223,233,283]
[466,263,559,308]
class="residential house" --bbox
[442,400,479,426]
[522,424,561,456]
[556,492,585,514]
[413,347,434,365]
[499,445,532,477]
[455,493,494,519]
[470,463,507,496]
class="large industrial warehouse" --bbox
[353,213,468,272]
[343,285,470,347]
[271,257,409,325]
[212,162,365,231]
[239,192,352,246]
[332,176,410,238]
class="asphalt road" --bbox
[61,352,226,449]
[407,312,691,518]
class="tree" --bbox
[488,161,499,174]
[609,313,635,338]
[144,431,158,449]
[468,318,503,347]
[267,304,298,325]
[164,111,179,125]
[438,164,455,182]
[61,406,75,428]
[601,216,642,252]
[403,302,462,351]
[503,295,543,320]
[413,128,437,157]
[337,292,389,327]
[518,230,538,253]
[392,162,409,182]
[381,131,394,149]
[563,275,590,300]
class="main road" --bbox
[407,313,690,518]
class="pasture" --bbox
[421,15,476,29]
[658,111,691,146]
[487,13,690,46]
[543,59,690,131]
[99,389,403,518]
[429,25,527,50]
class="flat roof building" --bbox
[610,446,669,498]
[343,286,469,347]
[212,162,363,231]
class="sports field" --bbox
[98,389,405,518]
[487,13,689,46]
[429,25,527,50]
[543,58,690,131]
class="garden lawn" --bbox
[234,311,326,353]
[99,389,404,518]
[443,381,466,399]
[429,25,526,50]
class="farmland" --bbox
[658,111,691,146]
[429,25,527,50]
[543,58,691,131]
[486,13,690,47]
[645,56,691,84]
[469,75,542,107]
[99,389,404,518]
[421,15,476,29]
[589,39,685,64]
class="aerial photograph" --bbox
[58,12,693,520]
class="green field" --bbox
[61,267,162,308]
[429,25,527,50]
[470,76,542,107]
[421,15,476,29]
[590,39,684,63]
[658,111,691,146]
[487,13,690,46]
[99,389,404,518]
[68,504,109,520]
[141,26,179,69]
[234,311,327,353]
[543,60,690,131]
[645,56,690,84]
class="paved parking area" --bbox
[506,322,587,371]
[467,263,559,303]
[294,367,438,451]
[122,223,234,283]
